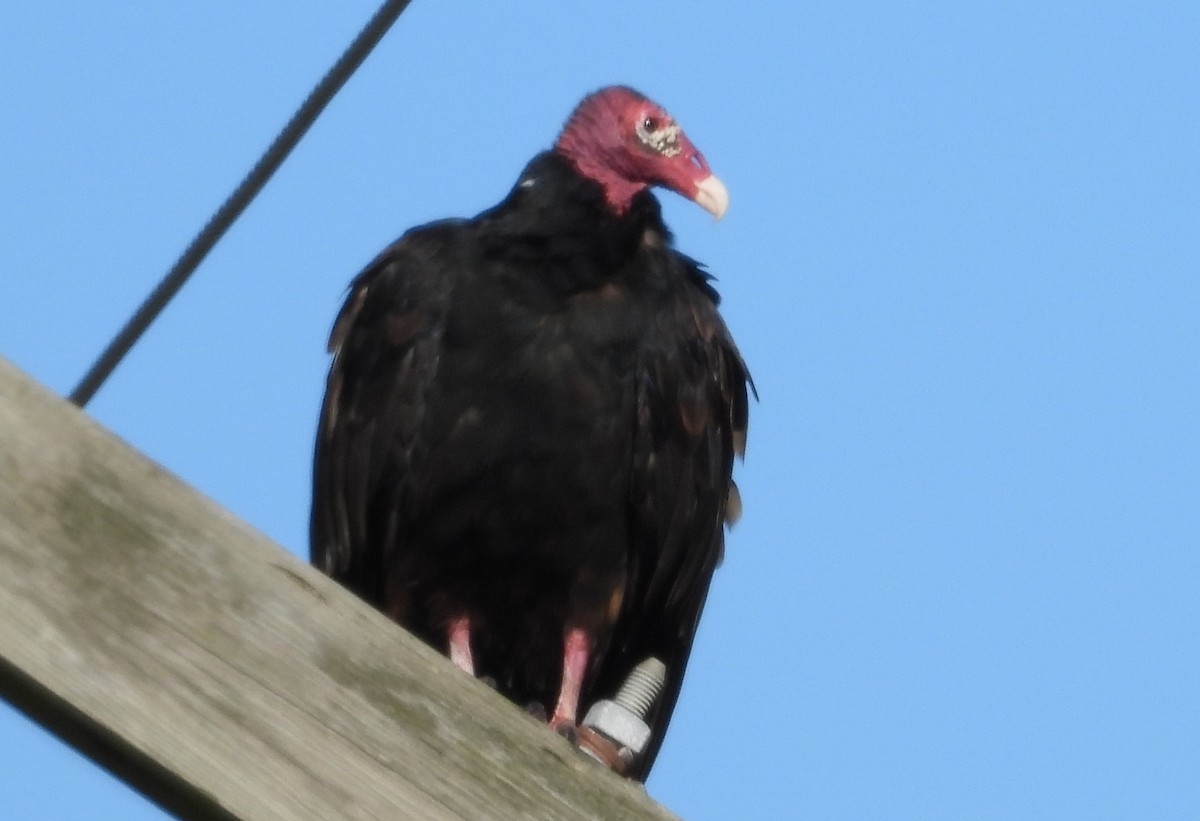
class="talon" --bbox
[552,719,579,746]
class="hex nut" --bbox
[581,700,652,754]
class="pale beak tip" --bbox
[693,173,729,221]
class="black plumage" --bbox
[311,87,750,780]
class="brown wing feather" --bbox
[597,258,751,780]
[310,223,463,604]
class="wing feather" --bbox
[598,256,751,779]
[310,224,462,605]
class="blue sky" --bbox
[2,3,1198,818]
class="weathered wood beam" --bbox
[0,357,676,820]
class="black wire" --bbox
[69,0,414,407]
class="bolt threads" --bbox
[613,657,667,718]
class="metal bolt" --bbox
[580,657,667,768]
[612,656,667,717]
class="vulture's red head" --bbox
[554,86,728,220]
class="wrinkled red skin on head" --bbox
[554,86,714,215]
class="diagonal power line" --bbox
[69,0,414,407]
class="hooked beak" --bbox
[693,173,729,221]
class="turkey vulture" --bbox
[311,85,751,780]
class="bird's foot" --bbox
[551,718,579,746]
[447,616,475,676]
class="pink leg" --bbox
[448,615,474,676]
[549,628,592,730]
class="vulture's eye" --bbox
[643,117,657,131]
